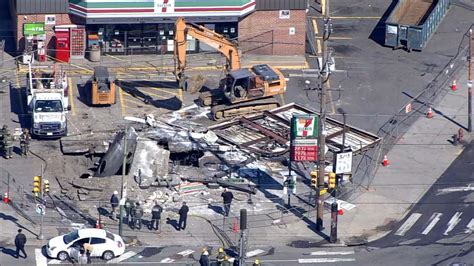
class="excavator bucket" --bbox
[185,74,206,94]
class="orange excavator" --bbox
[173,17,287,120]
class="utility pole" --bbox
[38,164,44,240]
[316,0,331,232]
[468,28,473,132]
[118,127,128,236]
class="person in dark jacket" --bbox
[132,201,144,230]
[221,188,234,217]
[199,248,210,266]
[110,191,119,220]
[14,229,27,258]
[149,201,163,231]
[178,201,189,231]
[124,198,134,224]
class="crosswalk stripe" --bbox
[107,251,137,263]
[444,212,462,235]
[394,213,422,236]
[298,258,356,263]
[465,219,474,233]
[309,250,354,256]
[160,258,175,263]
[35,249,47,266]
[421,213,443,235]
[177,249,194,257]
[246,249,265,257]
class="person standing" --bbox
[221,188,234,217]
[132,201,144,230]
[19,128,31,157]
[0,124,6,157]
[14,229,27,258]
[124,198,133,225]
[199,248,210,266]
[216,247,225,265]
[150,201,163,231]
[83,242,93,263]
[178,201,189,231]
[110,191,119,220]
[3,126,14,159]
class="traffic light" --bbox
[310,171,318,188]
[43,179,50,194]
[33,175,41,197]
[329,172,336,189]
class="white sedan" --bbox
[46,228,125,261]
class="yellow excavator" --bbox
[173,17,287,120]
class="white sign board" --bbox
[335,151,353,174]
[279,10,290,19]
[45,15,56,25]
[36,203,46,215]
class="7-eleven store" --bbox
[69,0,255,55]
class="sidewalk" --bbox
[337,66,473,244]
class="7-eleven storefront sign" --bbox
[155,0,174,13]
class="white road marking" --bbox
[35,248,47,266]
[160,258,175,263]
[309,250,354,256]
[107,251,137,263]
[177,249,194,257]
[437,184,474,194]
[48,259,62,264]
[465,219,474,233]
[444,212,462,235]
[421,213,443,235]
[298,258,356,263]
[246,249,265,257]
[394,213,422,236]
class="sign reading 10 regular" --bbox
[290,115,318,161]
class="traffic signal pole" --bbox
[468,28,472,132]
[38,164,44,240]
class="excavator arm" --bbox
[174,17,241,85]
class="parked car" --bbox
[45,228,125,261]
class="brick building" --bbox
[9,0,73,55]
[239,0,307,56]
[9,0,308,58]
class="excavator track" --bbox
[210,97,280,121]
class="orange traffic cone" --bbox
[3,192,9,204]
[232,219,239,233]
[382,155,390,166]
[451,80,457,91]
[95,219,101,229]
[427,107,433,119]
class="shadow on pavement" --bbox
[165,217,180,231]
[369,0,399,47]
[0,246,17,258]
[119,80,182,111]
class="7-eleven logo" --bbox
[291,116,318,138]
[155,0,174,13]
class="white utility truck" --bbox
[27,64,69,138]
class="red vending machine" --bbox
[55,28,70,62]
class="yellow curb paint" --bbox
[118,80,126,117]
[312,18,319,35]
[68,77,76,116]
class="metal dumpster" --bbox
[385,0,451,51]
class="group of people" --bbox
[110,187,191,232]
[199,247,261,266]
[108,188,235,232]
[0,125,31,159]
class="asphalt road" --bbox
[285,0,474,134]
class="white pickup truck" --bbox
[27,64,69,138]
